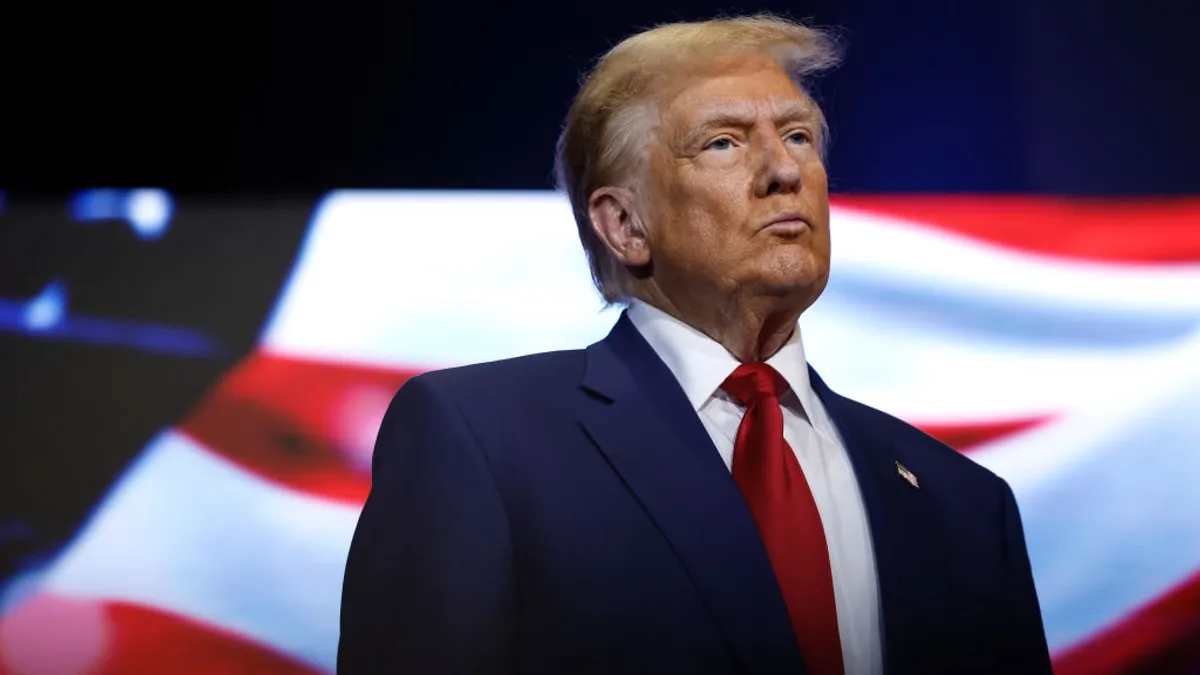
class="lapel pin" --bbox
[895,461,919,489]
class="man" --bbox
[338,13,1053,675]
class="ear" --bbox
[587,186,651,267]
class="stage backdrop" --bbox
[1,189,1199,674]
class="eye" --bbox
[704,137,734,151]
[786,130,812,145]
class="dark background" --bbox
[0,199,315,583]
[6,0,1200,195]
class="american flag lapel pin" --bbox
[896,461,919,489]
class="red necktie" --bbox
[722,363,844,675]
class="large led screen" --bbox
[1,190,1198,674]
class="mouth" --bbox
[760,211,811,236]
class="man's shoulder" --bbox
[829,388,1010,493]
[398,348,587,407]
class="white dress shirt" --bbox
[627,299,883,675]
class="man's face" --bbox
[642,55,831,309]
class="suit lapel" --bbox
[579,314,804,675]
[809,367,948,675]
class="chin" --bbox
[754,271,828,306]
[760,251,828,292]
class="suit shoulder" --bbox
[396,349,586,403]
[833,393,1010,492]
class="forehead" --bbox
[660,57,814,126]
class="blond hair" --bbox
[555,13,842,304]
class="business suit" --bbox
[337,312,1053,674]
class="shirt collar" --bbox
[625,299,819,420]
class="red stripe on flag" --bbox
[178,351,425,506]
[832,196,1200,263]
[913,416,1052,452]
[1053,571,1200,675]
[0,593,323,675]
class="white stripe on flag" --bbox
[829,204,1200,314]
[972,329,1200,651]
[260,190,622,370]
[39,430,359,673]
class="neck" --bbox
[634,284,804,362]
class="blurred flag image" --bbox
[1,191,1198,674]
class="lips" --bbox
[760,211,811,233]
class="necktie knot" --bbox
[721,362,788,408]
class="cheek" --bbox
[694,200,747,256]
[804,158,829,197]
[669,181,743,248]
[804,163,831,239]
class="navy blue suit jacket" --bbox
[338,313,1053,674]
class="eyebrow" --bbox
[676,99,819,149]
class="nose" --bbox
[754,135,803,198]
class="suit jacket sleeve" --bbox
[996,480,1054,674]
[337,375,516,674]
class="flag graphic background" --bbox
[1,190,1198,674]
